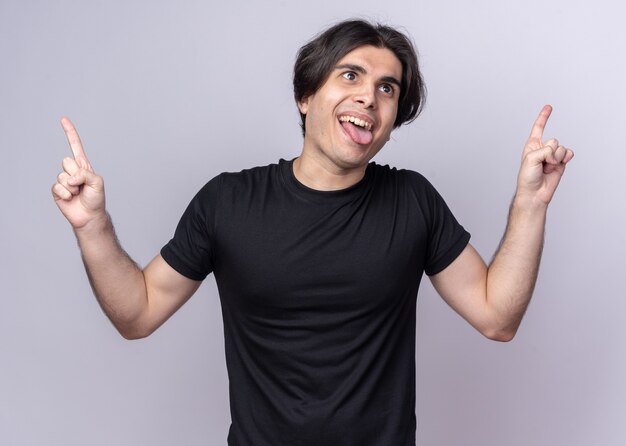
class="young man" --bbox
[52,19,573,446]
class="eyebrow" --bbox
[334,63,402,88]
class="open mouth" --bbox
[338,114,374,145]
[338,114,373,131]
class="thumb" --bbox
[68,167,103,191]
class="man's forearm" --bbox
[75,212,149,339]
[486,194,548,338]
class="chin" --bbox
[332,147,378,169]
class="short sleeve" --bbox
[420,177,471,276]
[160,176,220,281]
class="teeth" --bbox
[339,115,372,131]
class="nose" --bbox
[353,83,376,109]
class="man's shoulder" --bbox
[217,159,286,183]
[369,162,432,189]
[188,160,285,204]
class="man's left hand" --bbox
[516,105,574,206]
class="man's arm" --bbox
[52,117,200,339]
[429,105,574,342]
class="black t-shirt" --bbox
[161,159,470,445]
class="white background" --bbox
[2,0,625,444]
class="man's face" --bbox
[298,45,403,172]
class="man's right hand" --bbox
[52,117,106,230]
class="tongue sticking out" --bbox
[341,121,373,145]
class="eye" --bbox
[342,71,357,81]
[379,83,394,95]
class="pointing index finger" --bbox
[60,117,91,170]
[528,104,553,143]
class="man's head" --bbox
[293,19,425,136]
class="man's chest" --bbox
[211,194,428,315]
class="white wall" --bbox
[2,0,624,444]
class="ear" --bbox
[297,96,310,115]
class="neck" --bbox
[292,153,368,191]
